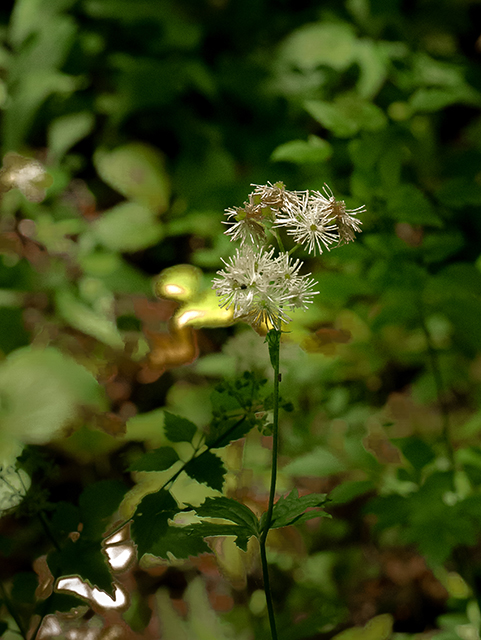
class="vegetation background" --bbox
[1,0,481,638]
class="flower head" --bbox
[223,202,267,247]
[310,184,364,245]
[212,246,317,330]
[274,191,338,256]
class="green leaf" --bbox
[261,489,328,530]
[279,22,356,72]
[93,143,170,213]
[186,522,253,552]
[0,346,104,445]
[205,417,252,448]
[305,93,386,138]
[386,184,443,226]
[283,447,346,477]
[48,112,94,160]
[194,496,259,532]
[0,622,7,636]
[131,490,179,558]
[48,538,114,595]
[79,480,128,539]
[329,480,375,505]
[184,451,226,491]
[142,525,210,559]
[164,412,197,443]
[271,136,332,164]
[92,202,163,253]
[55,288,124,349]
[393,437,435,472]
[129,446,180,473]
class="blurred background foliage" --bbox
[1,0,481,638]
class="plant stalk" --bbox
[259,328,281,640]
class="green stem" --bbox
[259,329,281,640]
[418,304,455,468]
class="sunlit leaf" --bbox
[48,112,94,160]
[94,143,170,213]
[92,202,163,252]
[155,264,202,302]
[173,289,234,329]
[55,288,124,348]
[279,22,356,72]
[0,346,104,445]
[271,136,332,164]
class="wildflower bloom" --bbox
[212,246,317,330]
[213,181,364,330]
[310,184,364,245]
[223,202,267,247]
[274,191,338,256]
[0,152,53,203]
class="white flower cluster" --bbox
[212,246,317,330]
[213,181,364,330]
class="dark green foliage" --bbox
[163,412,197,443]
[184,451,226,491]
[48,538,115,595]
[131,490,179,559]
[11,572,38,604]
[261,489,329,530]
[78,480,128,539]
[128,446,180,472]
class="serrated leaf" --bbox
[79,480,128,539]
[164,412,197,443]
[261,489,328,530]
[48,538,114,595]
[129,446,180,472]
[194,496,259,532]
[184,451,226,491]
[131,490,178,558]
